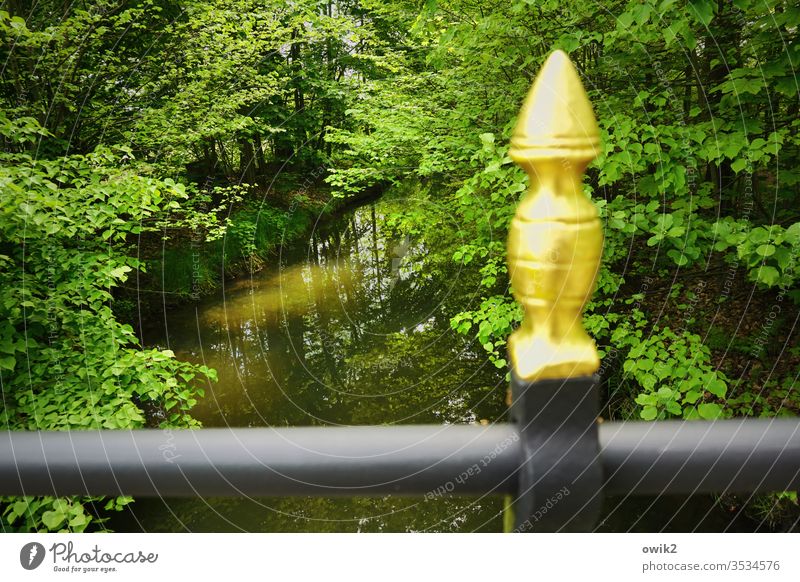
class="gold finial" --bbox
[506,50,603,382]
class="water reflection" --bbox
[115,197,507,532]
[155,199,504,429]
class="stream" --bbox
[111,196,759,532]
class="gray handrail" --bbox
[2,419,798,499]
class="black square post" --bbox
[509,373,603,532]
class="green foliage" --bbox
[727,373,800,419]
[450,296,521,371]
[0,0,405,180]
[147,197,314,298]
[0,113,215,532]
[625,327,729,421]
[332,0,800,423]
[5,497,94,533]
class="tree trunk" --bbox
[239,138,256,184]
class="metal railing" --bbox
[2,49,799,532]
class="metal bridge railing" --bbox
[2,49,799,532]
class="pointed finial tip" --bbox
[509,50,600,163]
[546,49,569,63]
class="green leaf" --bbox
[697,402,723,420]
[756,244,775,257]
[640,405,658,421]
[638,359,654,371]
[731,158,748,173]
[706,378,727,399]
[784,222,800,244]
[109,265,132,279]
[41,510,66,530]
[558,34,580,53]
[479,133,494,146]
[667,250,689,266]
[657,387,673,400]
[689,0,715,26]
[684,407,701,420]
[757,266,780,286]
[0,355,15,370]
[617,11,634,29]
[635,393,658,406]
[11,500,28,518]
[683,390,702,404]
[68,513,88,528]
[748,228,769,243]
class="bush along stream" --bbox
[0,124,356,531]
[119,183,328,320]
[0,120,218,531]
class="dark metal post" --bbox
[510,374,603,532]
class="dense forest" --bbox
[1,0,799,532]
